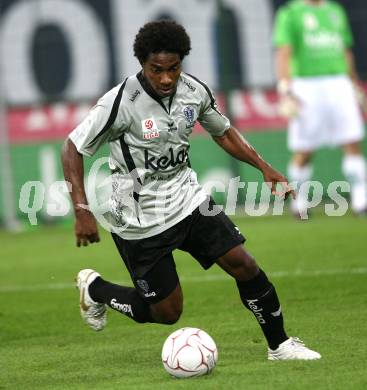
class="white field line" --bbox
[1,267,367,293]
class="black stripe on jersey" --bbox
[137,71,175,114]
[88,78,128,147]
[184,73,222,115]
[119,136,142,224]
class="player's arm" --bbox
[273,6,299,117]
[275,45,292,93]
[274,44,300,118]
[273,5,292,91]
[345,48,367,112]
[61,88,123,246]
[212,127,295,199]
[345,48,359,83]
[62,138,100,247]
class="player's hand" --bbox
[276,79,300,119]
[74,207,100,247]
[353,83,367,113]
[261,165,296,200]
[278,94,300,118]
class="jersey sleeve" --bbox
[197,86,230,137]
[69,84,128,156]
[273,6,293,47]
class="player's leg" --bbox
[216,244,320,360]
[341,141,367,214]
[288,151,313,217]
[87,232,184,325]
[77,227,188,330]
[180,201,287,349]
[287,78,324,217]
[327,75,367,214]
[89,272,183,325]
[76,268,153,327]
[215,245,287,351]
[182,198,321,359]
[150,283,183,324]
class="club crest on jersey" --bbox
[183,106,195,127]
[304,13,318,30]
[141,117,160,139]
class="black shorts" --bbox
[111,198,245,304]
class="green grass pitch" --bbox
[1,213,366,389]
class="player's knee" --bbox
[236,257,259,281]
[155,306,183,324]
[150,283,183,324]
[217,245,259,281]
[293,152,312,166]
[243,254,259,274]
[163,309,182,324]
[151,301,183,324]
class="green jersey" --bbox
[273,0,353,77]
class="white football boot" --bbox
[76,269,107,331]
[268,337,321,360]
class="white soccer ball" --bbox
[162,327,218,378]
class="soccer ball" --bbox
[162,327,218,378]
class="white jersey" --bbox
[69,72,230,239]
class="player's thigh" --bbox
[289,78,326,151]
[150,283,183,324]
[111,232,181,306]
[134,254,183,323]
[216,244,259,281]
[179,197,246,270]
[327,77,365,146]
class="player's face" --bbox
[142,52,182,97]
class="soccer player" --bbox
[273,0,367,217]
[62,20,320,360]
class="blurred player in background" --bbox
[273,0,367,217]
[62,20,321,360]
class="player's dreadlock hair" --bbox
[133,20,191,64]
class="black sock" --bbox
[89,277,154,323]
[236,269,288,350]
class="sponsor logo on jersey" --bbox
[183,79,196,92]
[144,147,189,171]
[183,106,195,128]
[304,31,343,50]
[110,298,134,317]
[149,172,177,181]
[142,117,160,139]
[167,121,178,132]
[130,89,141,102]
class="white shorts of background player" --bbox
[288,75,364,152]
